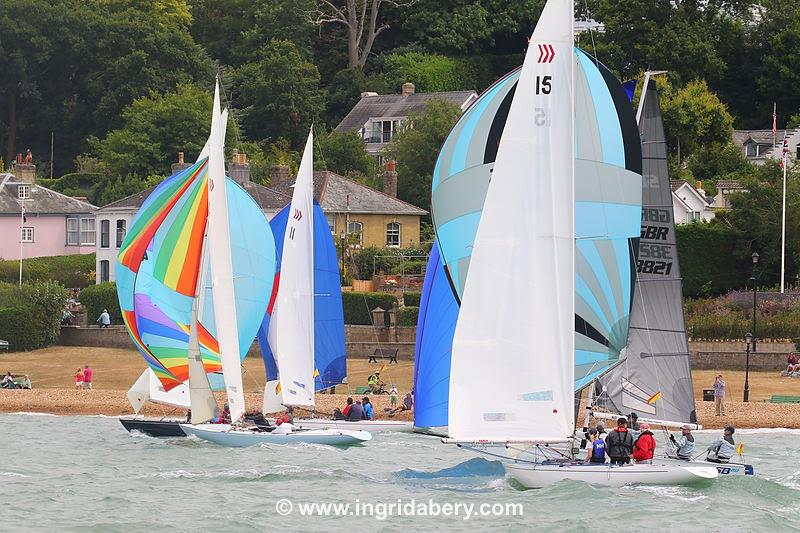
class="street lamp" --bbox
[751,252,759,353]
[744,332,753,402]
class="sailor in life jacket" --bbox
[585,428,607,464]
[632,422,656,463]
[706,426,736,463]
[669,424,695,459]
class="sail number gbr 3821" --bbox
[638,208,674,276]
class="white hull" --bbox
[505,461,718,488]
[287,418,413,433]
[661,456,754,476]
[180,423,372,447]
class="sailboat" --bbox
[592,74,754,476]
[180,126,371,447]
[116,91,275,436]
[440,0,717,488]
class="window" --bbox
[386,222,401,247]
[67,216,96,245]
[100,260,110,282]
[116,219,126,248]
[347,221,363,247]
[100,220,110,249]
[67,217,79,245]
[20,227,34,242]
[325,214,335,234]
[368,119,402,144]
[744,143,756,157]
[17,184,30,199]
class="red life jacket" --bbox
[632,431,656,461]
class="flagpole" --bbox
[18,204,24,288]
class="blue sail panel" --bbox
[257,201,346,391]
[413,243,458,429]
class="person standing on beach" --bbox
[96,309,111,328]
[75,368,84,389]
[714,375,726,416]
[82,365,93,390]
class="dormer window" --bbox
[18,184,30,199]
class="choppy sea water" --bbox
[1,414,799,532]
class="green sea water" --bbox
[1,413,798,532]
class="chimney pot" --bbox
[178,152,184,164]
[401,82,415,96]
[229,151,251,185]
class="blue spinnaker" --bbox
[413,242,458,429]
[257,201,346,391]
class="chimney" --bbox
[229,149,251,185]
[401,82,415,96]
[695,179,705,196]
[171,151,191,174]
[382,159,398,198]
[14,162,36,184]
[270,164,290,185]
[361,91,379,98]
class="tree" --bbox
[91,84,214,180]
[386,99,461,211]
[381,52,470,92]
[231,39,325,148]
[661,80,734,164]
[315,130,379,186]
[310,0,416,69]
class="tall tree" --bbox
[310,0,416,69]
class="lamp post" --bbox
[751,252,759,353]
[744,332,753,402]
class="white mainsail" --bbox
[268,128,316,408]
[206,81,246,422]
[447,0,575,442]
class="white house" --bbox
[734,129,800,167]
[670,180,715,224]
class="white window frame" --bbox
[80,217,96,246]
[386,221,401,248]
[100,260,110,283]
[369,117,404,144]
[17,184,30,199]
[66,217,80,245]
[347,220,363,247]
[100,219,110,249]
[20,227,34,243]
[115,219,126,248]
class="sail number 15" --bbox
[535,76,552,95]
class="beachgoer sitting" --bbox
[388,391,414,416]
[19,375,31,389]
[1,372,14,389]
[706,426,736,463]
[669,424,695,460]
[605,417,634,465]
[340,397,354,419]
[362,397,373,420]
[96,309,111,328]
[347,400,365,421]
[585,428,606,464]
[368,371,385,394]
[632,422,656,463]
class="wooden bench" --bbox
[770,395,800,403]
[368,348,398,364]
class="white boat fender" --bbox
[273,423,294,434]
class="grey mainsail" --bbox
[595,78,697,424]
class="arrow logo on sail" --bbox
[292,208,303,221]
[537,44,555,63]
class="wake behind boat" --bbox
[285,418,413,433]
[180,423,372,447]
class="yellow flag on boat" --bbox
[736,442,745,455]
[647,391,662,405]
[314,369,320,378]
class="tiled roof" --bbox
[99,172,427,216]
[335,90,477,133]
[670,180,686,192]
[0,174,96,215]
[733,129,786,147]
[715,180,744,189]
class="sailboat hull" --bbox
[285,418,413,433]
[180,423,372,447]
[504,461,718,488]
[120,416,186,437]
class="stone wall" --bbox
[58,325,131,348]
[688,340,793,371]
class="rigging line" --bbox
[583,0,600,66]
[216,72,246,158]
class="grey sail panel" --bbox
[596,80,697,424]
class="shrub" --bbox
[0,281,66,351]
[80,282,122,324]
[0,254,95,288]
[676,222,746,297]
[341,291,397,325]
[403,291,421,307]
[397,306,419,327]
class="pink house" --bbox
[0,164,96,261]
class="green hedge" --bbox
[403,291,421,307]
[342,291,397,325]
[80,282,122,325]
[0,254,95,288]
[0,281,66,351]
[676,222,746,297]
[397,306,419,327]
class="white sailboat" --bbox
[182,126,371,447]
[443,0,716,488]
